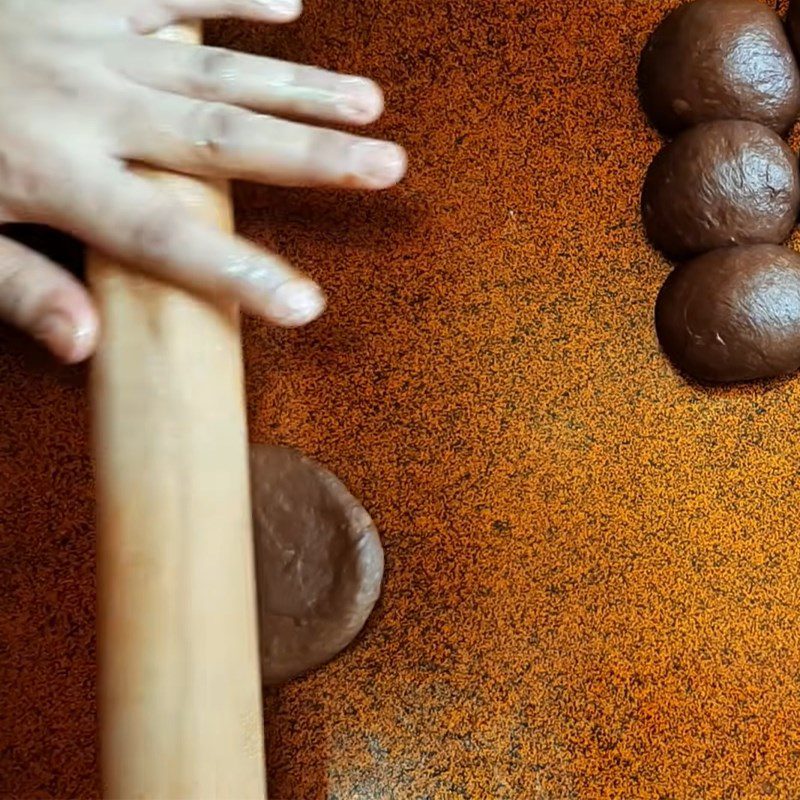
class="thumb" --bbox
[0,234,98,363]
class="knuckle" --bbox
[129,202,183,260]
[189,48,238,99]
[306,130,351,178]
[49,65,85,100]
[187,103,245,157]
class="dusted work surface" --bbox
[3,0,800,797]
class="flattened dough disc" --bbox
[250,445,384,684]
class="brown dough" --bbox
[638,0,800,135]
[641,120,800,259]
[250,444,384,684]
[655,245,800,383]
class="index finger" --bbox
[125,0,302,32]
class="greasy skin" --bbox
[642,120,800,259]
[250,445,384,685]
[639,0,800,135]
[655,245,800,383]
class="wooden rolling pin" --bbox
[89,22,267,800]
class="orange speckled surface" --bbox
[4,0,800,797]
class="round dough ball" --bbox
[638,0,800,135]
[250,445,384,684]
[641,120,799,259]
[655,245,800,383]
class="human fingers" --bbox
[116,94,407,188]
[125,0,301,33]
[112,39,383,125]
[0,233,98,363]
[51,163,325,325]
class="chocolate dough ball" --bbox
[655,245,800,382]
[250,445,384,684]
[641,120,799,259]
[638,0,800,135]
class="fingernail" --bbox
[69,323,96,363]
[337,78,383,121]
[267,280,326,326]
[34,312,94,363]
[259,0,301,19]
[349,141,407,189]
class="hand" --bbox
[0,0,406,362]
